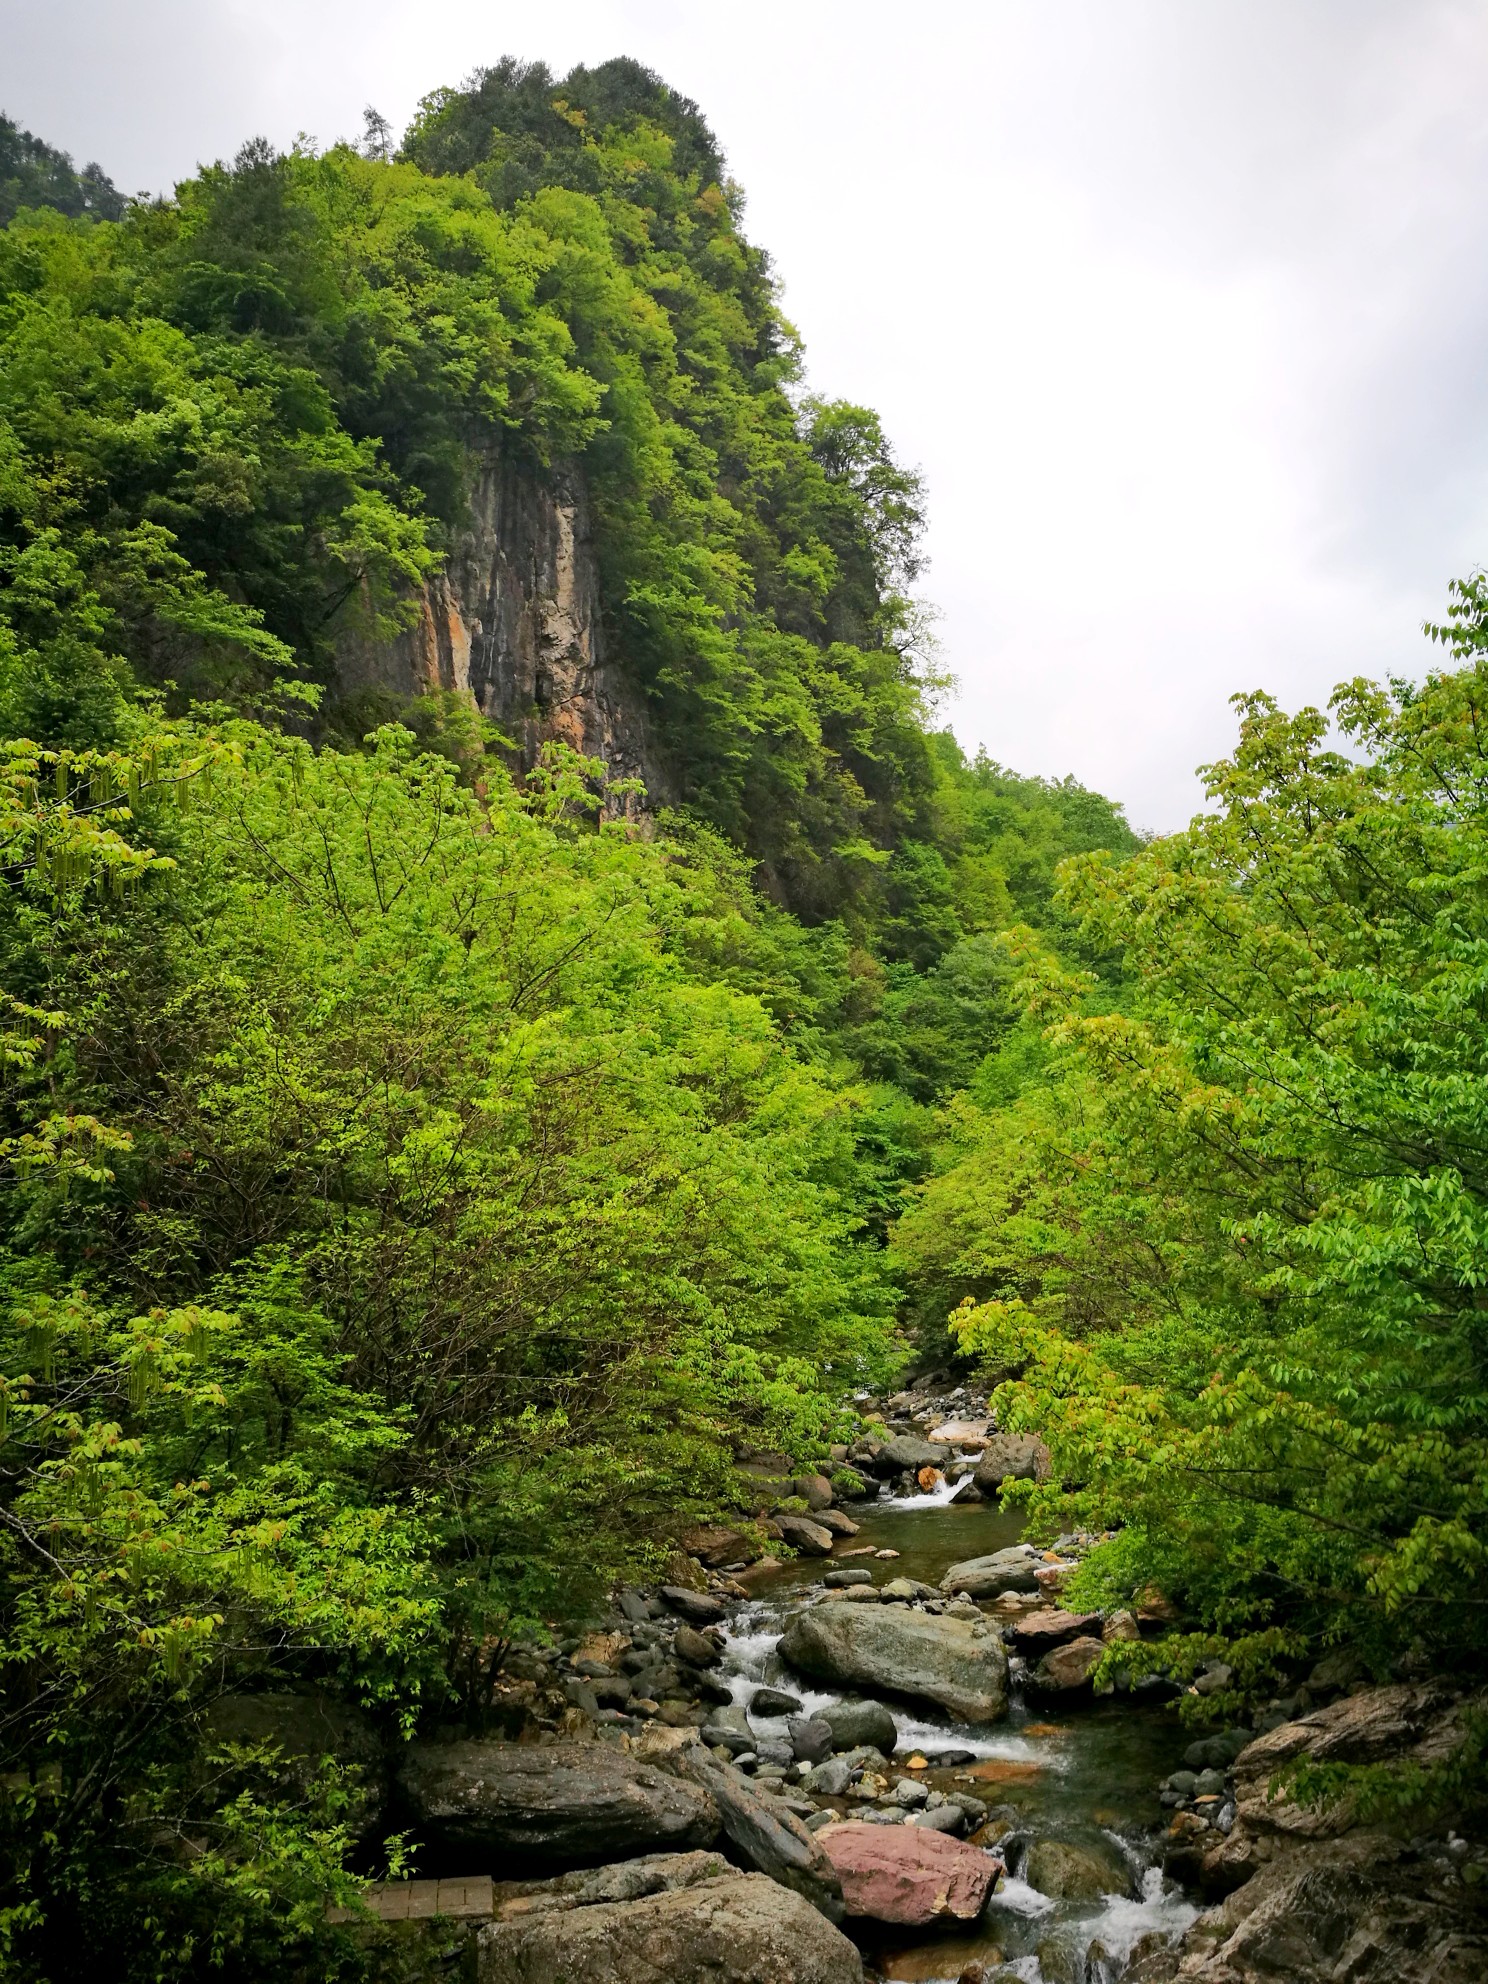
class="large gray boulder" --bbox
[866,1435,950,1477]
[821,1700,898,1753]
[774,1513,834,1555]
[475,1871,864,1983]
[1159,1830,1488,1984]
[1026,1836,1134,1900]
[778,1604,1008,1723]
[972,1433,1050,1494]
[940,1546,1041,1597]
[398,1739,718,1865]
[662,1745,844,1921]
[1230,1681,1471,1842]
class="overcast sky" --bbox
[6,1,1487,830]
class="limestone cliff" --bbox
[337,453,667,810]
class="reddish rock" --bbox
[681,1527,758,1569]
[971,1434,1050,1494]
[1009,1609,1103,1653]
[1026,1635,1106,1695]
[916,1466,944,1491]
[818,1821,1000,1926]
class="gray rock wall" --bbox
[338,452,667,812]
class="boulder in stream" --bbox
[820,1700,898,1753]
[1025,1635,1106,1696]
[1010,1608,1104,1653]
[1025,1836,1135,1900]
[817,1820,1000,1924]
[660,1745,845,1921]
[866,1435,950,1477]
[398,1739,719,1865]
[940,1547,1041,1598]
[972,1433,1051,1494]
[750,1685,803,1716]
[661,1586,728,1624]
[774,1514,835,1556]
[476,1870,864,1983]
[778,1602,1009,1723]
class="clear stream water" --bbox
[725,1494,1199,1983]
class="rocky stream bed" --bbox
[268,1382,1488,1982]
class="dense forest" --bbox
[1,55,1483,1984]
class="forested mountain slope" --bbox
[4,53,1487,1984]
[0,61,1138,1979]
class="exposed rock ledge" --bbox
[1139,1684,1488,1984]
[336,451,667,811]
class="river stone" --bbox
[940,1547,1041,1598]
[880,1576,936,1602]
[866,1435,950,1477]
[972,1434,1051,1494]
[1025,1837,1135,1900]
[821,1700,898,1753]
[774,1513,835,1556]
[490,1848,732,1918]
[927,1417,990,1446]
[1229,1680,1469,1840]
[805,1756,855,1797]
[675,1623,723,1667]
[1026,1636,1106,1695]
[788,1716,834,1764]
[824,1568,874,1588]
[700,1705,754,1754]
[791,1473,835,1510]
[681,1526,758,1569]
[661,1745,845,1921]
[750,1686,803,1716]
[661,1586,728,1625]
[816,1508,862,1536]
[399,1740,718,1865]
[1157,1827,1488,1984]
[779,1604,1009,1724]
[475,1870,864,1983]
[817,1820,999,1924]
[1010,1609,1104,1653]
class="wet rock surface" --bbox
[660,1744,845,1921]
[779,1603,1010,1724]
[819,1819,1001,1924]
[475,1870,866,1983]
[1154,1831,1488,1984]
[398,1739,719,1864]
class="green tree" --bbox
[907,613,1488,1687]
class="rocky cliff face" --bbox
[337,453,667,811]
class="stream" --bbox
[722,1491,1199,1982]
